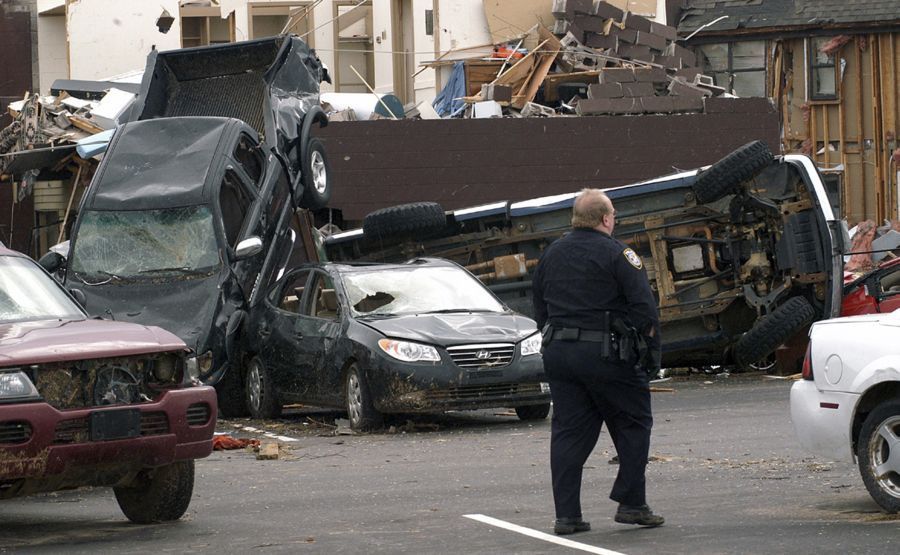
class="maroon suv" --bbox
[0,246,216,523]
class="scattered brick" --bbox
[593,1,624,21]
[635,31,668,52]
[622,82,656,97]
[623,11,653,33]
[599,67,635,83]
[633,67,668,84]
[588,82,624,98]
[649,22,678,41]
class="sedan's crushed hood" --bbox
[357,312,537,345]
[0,318,186,366]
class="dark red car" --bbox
[0,245,216,523]
[842,257,900,316]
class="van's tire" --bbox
[300,137,332,209]
[114,460,195,523]
[856,400,900,513]
[363,202,446,239]
[245,356,282,419]
[516,404,551,421]
[692,141,773,204]
[733,296,816,371]
[216,367,249,418]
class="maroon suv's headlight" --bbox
[0,370,41,402]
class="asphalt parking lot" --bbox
[2,374,898,554]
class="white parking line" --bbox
[463,514,626,555]
[238,425,298,443]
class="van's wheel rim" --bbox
[311,150,327,195]
[247,362,262,413]
[867,414,900,499]
[347,372,362,425]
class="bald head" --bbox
[571,188,614,231]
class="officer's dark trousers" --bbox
[543,339,653,518]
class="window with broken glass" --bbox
[809,36,838,100]
[697,41,767,97]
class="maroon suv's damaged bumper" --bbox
[0,386,216,496]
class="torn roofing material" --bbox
[84,117,237,210]
[678,0,900,35]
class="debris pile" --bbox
[428,0,732,119]
[845,219,900,273]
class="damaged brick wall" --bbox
[318,98,779,222]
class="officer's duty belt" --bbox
[548,328,611,342]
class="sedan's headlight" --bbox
[520,332,542,357]
[377,339,441,362]
[0,370,41,402]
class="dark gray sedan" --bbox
[240,257,549,429]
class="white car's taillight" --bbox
[801,342,813,380]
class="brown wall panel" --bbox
[317,104,780,222]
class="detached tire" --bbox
[516,404,551,421]
[692,140,773,204]
[300,137,332,209]
[245,356,282,419]
[363,202,446,239]
[114,460,195,524]
[857,400,900,513]
[733,296,816,371]
[345,363,383,431]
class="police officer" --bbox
[532,188,663,535]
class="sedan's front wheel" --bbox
[346,364,383,431]
[245,357,282,419]
[857,400,900,513]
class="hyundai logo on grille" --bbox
[475,350,492,360]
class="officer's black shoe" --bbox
[614,504,665,527]
[554,517,591,535]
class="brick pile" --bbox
[550,0,729,116]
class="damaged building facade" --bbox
[3,0,897,257]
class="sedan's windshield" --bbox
[0,256,84,322]
[341,265,505,316]
[70,206,220,280]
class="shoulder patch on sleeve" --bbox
[623,248,643,269]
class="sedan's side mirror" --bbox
[234,236,263,260]
[39,251,66,273]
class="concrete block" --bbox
[481,83,513,103]
[649,22,678,41]
[556,0,592,18]
[635,31,667,52]
[610,26,638,44]
[587,82,623,99]
[668,78,711,97]
[623,11,652,33]
[576,97,643,115]
[653,54,684,69]
[670,94,704,112]
[599,67,635,83]
[675,67,702,80]
[621,82,656,97]
[573,14,606,33]
[670,44,697,67]
[592,1,624,20]
[703,97,775,114]
[585,32,617,50]
[552,19,571,35]
[633,67,668,84]
[617,43,653,62]
[640,95,675,113]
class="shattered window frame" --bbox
[698,40,767,98]
[273,268,313,314]
[809,36,838,101]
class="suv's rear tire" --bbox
[245,356,282,419]
[692,140,773,204]
[857,400,900,513]
[733,296,816,371]
[300,137,332,209]
[516,404,551,420]
[114,460,195,523]
[362,202,446,239]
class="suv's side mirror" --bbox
[69,288,87,309]
[234,236,263,260]
[39,251,66,273]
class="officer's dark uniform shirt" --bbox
[532,228,660,356]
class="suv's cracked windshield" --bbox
[342,266,506,316]
[70,206,220,280]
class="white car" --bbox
[791,310,900,512]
